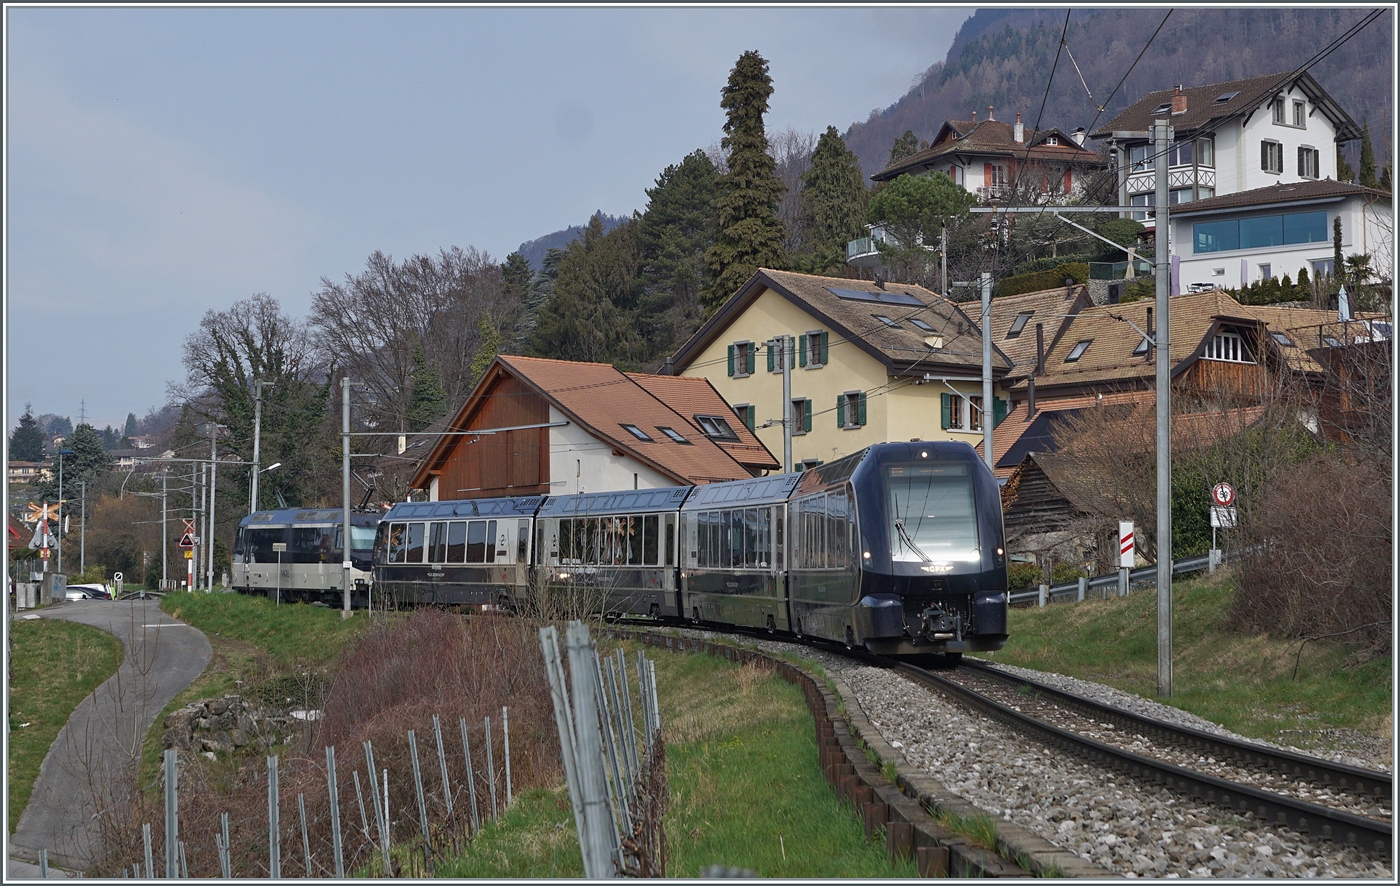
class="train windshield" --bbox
[886,463,979,563]
[344,525,377,552]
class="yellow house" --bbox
[665,269,1013,472]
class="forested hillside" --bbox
[515,212,629,271]
[843,7,1393,177]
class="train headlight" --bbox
[863,551,871,559]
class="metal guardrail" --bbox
[1008,553,1215,606]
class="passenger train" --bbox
[231,508,380,605]
[368,441,1009,658]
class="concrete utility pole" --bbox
[197,462,207,592]
[940,226,948,296]
[208,423,219,591]
[780,335,793,472]
[341,377,353,617]
[1153,117,1174,698]
[161,469,169,589]
[80,481,86,574]
[250,381,271,515]
[980,272,994,472]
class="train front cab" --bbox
[535,486,689,619]
[232,509,377,605]
[790,442,1008,656]
[374,497,540,608]
[679,474,802,632]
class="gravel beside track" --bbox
[676,630,1392,879]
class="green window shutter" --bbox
[803,399,813,432]
[836,394,846,428]
[993,396,1007,428]
[858,393,867,426]
[766,343,775,372]
[790,345,796,369]
[727,345,735,377]
[745,406,755,430]
[799,339,807,367]
[941,392,951,429]
[820,331,829,365]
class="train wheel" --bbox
[794,618,803,638]
[944,652,963,666]
[844,626,855,650]
[765,615,776,635]
[691,606,701,624]
[649,604,660,620]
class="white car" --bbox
[1187,282,1217,293]
[65,583,113,601]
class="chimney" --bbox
[1071,127,1086,146]
[1171,86,1187,116]
[1035,323,1045,376]
[971,110,977,123]
[1146,307,1155,363]
[988,105,995,122]
[1014,112,1024,144]
[1027,375,1037,419]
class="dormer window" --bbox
[1044,136,1059,146]
[1205,330,1253,363]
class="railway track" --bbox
[888,657,1392,858]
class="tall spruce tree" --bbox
[1337,145,1355,183]
[406,341,447,432]
[124,412,138,438]
[703,50,788,314]
[797,126,869,273]
[37,423,111,502]
[886,130,923,168]
[9,404,46,462]
[529,217,642,365]
[1358,119,1377,188]
[637,149,720,362]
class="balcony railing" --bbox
[846,224,899,263]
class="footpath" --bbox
[7,599,211,879]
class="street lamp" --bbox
[57,448,74,574]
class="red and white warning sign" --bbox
[1119,521,1135,568]
[1211,482,1235,507]
[178,518,197,549]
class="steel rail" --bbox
[892,661,1392,857]
[958,659,1393,801]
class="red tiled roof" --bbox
[874,119,1103,182]
[625,373,780,471]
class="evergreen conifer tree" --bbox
[9,404,46,462]
[530,217,642,364]
[797,126,869,273]
[886,130,922,168]
[467,317,502,388]
[703,51,788,314]
[637,150,720,361]
[124,412,138,438]
[1358,119,1377,188]
[1337,145,1355,183]
[406,341,447,432]
[1333,216,1344,278]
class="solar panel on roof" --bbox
[825,287,926,307]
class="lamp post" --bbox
[251,463,281,515]
[57,448,73,574]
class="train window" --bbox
[584,519,599,565]
[887,463,978,562]
[387,524,406,563]
[664,514,675,566]
[447,522,467,562]
[775,507,784,571]
[350,524,377,552]
[404,523,426,563]
[642,515,659,565]
[518,521,529,564]
[293,527,332,563]
[485,520,497,563]
[626,517,642,565]
[467,521,487,563]
[428,522,448,563]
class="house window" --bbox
[940,392,965,430]
[1205,331,1252,363]
[1128,144,1149,172]
[658,426,691,444]
[620,424,653,442]
[1129,193,1154,222]
[1193,210,1326,254]
[727,341,755,377]
[1044,136,1059,146]
[731,404,755,432]
[1065,339,1093,362]
[1272,98,1285,124]
[790,399,813,435]
[941,393,1005,431]
[1168,141,1193,167]
[694,414,739,441]
[968,395,985,432]
[1169,188,1194,205]
[1197,137,1215,168]
[987,165,1007,188]
[1261,140,1283,174]
[873,315,901,329]
[1293,100,1306,128]
[1259,263,1272,281]
[1312,258,1335,278]
[1007,312,1032,338]
[802,331,828,368]
[1298,146,1319,179]
[836,392,867,429]
[1198,186,1215,200]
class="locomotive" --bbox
[368,441,1008,658]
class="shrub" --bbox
[995,262,1089,297]
[1007,562,1039,591]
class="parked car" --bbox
[1187,282,1218,293]
[65,583,113,601]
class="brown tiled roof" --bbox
[411,356,763,490]
[1170,179,1391,215]
[986,284,1093,379]
[1089,72,1360,142]
[874,119,1103,181]
[625,373,780,470]
[669,268,1012,378]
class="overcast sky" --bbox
[5,5,976,434]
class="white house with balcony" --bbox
[1090,72,1362,227]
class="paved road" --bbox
[8,599,211,878]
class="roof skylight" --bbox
[1065,339,1093,362]
[658,426,691,444]
[874,315,902,329]
[694,414,739,441]
[1213,91,1241,104]
[1007,312,1033,338]
[620,423,653,442]
[908,318,935,333]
